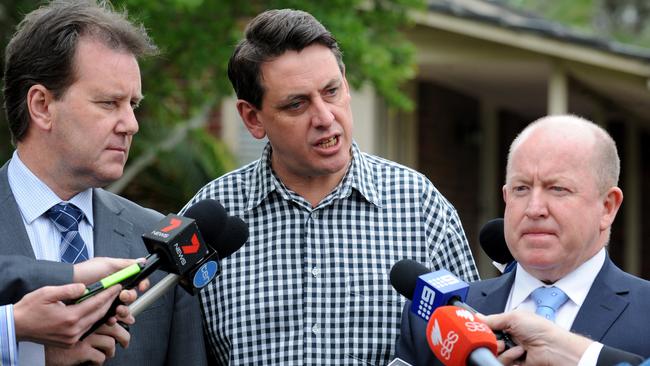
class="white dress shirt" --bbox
[7,151,95,366]
[504,248,606,330]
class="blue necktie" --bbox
[46,203,89,264]
[531,286,568,322]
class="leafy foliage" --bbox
[0,0,424,213]
[502,0,650,48]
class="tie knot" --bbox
[46,203,84,233]
[531,286,568,322]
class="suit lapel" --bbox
[570,257,629,341]
[469,270,516,314]
[92,189,133,259]
[0,162,36,257]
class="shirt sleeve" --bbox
[578,341,603,366]
[0,304,18,366]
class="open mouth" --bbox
[318,136,338,148]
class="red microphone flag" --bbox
[426,305,498,366]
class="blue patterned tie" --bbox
[46,203,89,263]
[531,286,568,322]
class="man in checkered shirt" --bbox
[182,8,479,365]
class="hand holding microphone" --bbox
[81,199,247,339]
[128,199,249,317]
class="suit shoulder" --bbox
[93,189,163,223]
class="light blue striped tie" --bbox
[46,203,89,264]
[531,286,568,322]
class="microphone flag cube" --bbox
[410,269,469,321]
[142,214,210,276]
[426,305,497,366]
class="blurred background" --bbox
[1,0,649,279]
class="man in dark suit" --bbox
[395,115,650,365]
[0,1,206,365]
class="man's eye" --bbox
[325,87,338,96]
[285,101,304,110]
[99,101,117,108]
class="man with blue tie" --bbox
[396,115,650,365]
[0,0,206,365]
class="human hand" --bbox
[72,257,141,284]
[482,310,592,366]
[14,283,121,347]
[44,321,129,366]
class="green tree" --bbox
[502,0,650,48]
[0,0,424,213]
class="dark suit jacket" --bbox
[0,162,207,365]
[597,346,643,366]
[396,256,650,366]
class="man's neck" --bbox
[16,145,80,201]
[281,171,347,207]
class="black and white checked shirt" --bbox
[183,142,479,365]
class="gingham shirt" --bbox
[183,142,479,365]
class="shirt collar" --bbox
[510,248,606,308]
[245,141,382,211]
[8,150,94,226]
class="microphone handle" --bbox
[467,347,503,366]
[129,273,180,317]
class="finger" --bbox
[73,285,122,329]
[42,283,87,303]
[137,278,150,292]
[496,339,506,354]
[482,312,508,332]
[95,323,131,349]
[119,289,138,304]
[73,257,138,284]
[114,304,135,325]
[85,332,117,359]
[498,346,526,366]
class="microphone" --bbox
[82,199,243,339]
[390,259,515,349]
[77,204,227,302]
[479,218,516,274]
[427,305,501,366]
[129,201,249,316]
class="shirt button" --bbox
[311,323,321,335]
[311,211,319,219]
[311,267,321,277]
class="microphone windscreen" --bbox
[390,259,430,300]
[184,199,228,244]
[184,199,248,259]
[478,218,513,264]
[216,216,249,259]
[426,305,497,366]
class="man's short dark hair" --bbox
[3,0,158,145]
[227,9,344,109]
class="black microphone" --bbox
[82,200,235,339]
[479,218,516,273]
[390,259,516,350]
[129,200,249,316]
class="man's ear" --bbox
[26,84,55,132]
[600,186,623,231]
[236,100,266,140]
